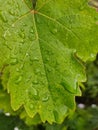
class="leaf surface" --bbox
[0,0,98,123]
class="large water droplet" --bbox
[28,86,39,100]
[42,94,49,102]
[15,76,22,84]
[30,84,38,96]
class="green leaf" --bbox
[0,0,98,123]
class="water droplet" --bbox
[30,29,34,33]
[31,86,38,96]
[33,57,39,61]
[51,28,58,34]
[79,6,84,10]
[42,95,49,102]
[15,76,22,84]
[29,104,34,109]
[16,3,20,9]
[28,86,39,100]
[46,57,50,61]
[34,69,40,74]
[40,72,45,76]
[19,32,25,39]
[10,58,18,65]
[19,64,23,70]
[23,23,27,27]
[9,10,14,15]
[26,53,29,56]
[3,30,11,39]
[32,80,39,84]
[20,39,24,44]
[29,84,38,96]
[26,76,32,82]
[21,28,24,32]
[0,12,7,22]
[47,67,52,72]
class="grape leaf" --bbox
[0,0,98,123]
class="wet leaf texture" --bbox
[0,0,98,123]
